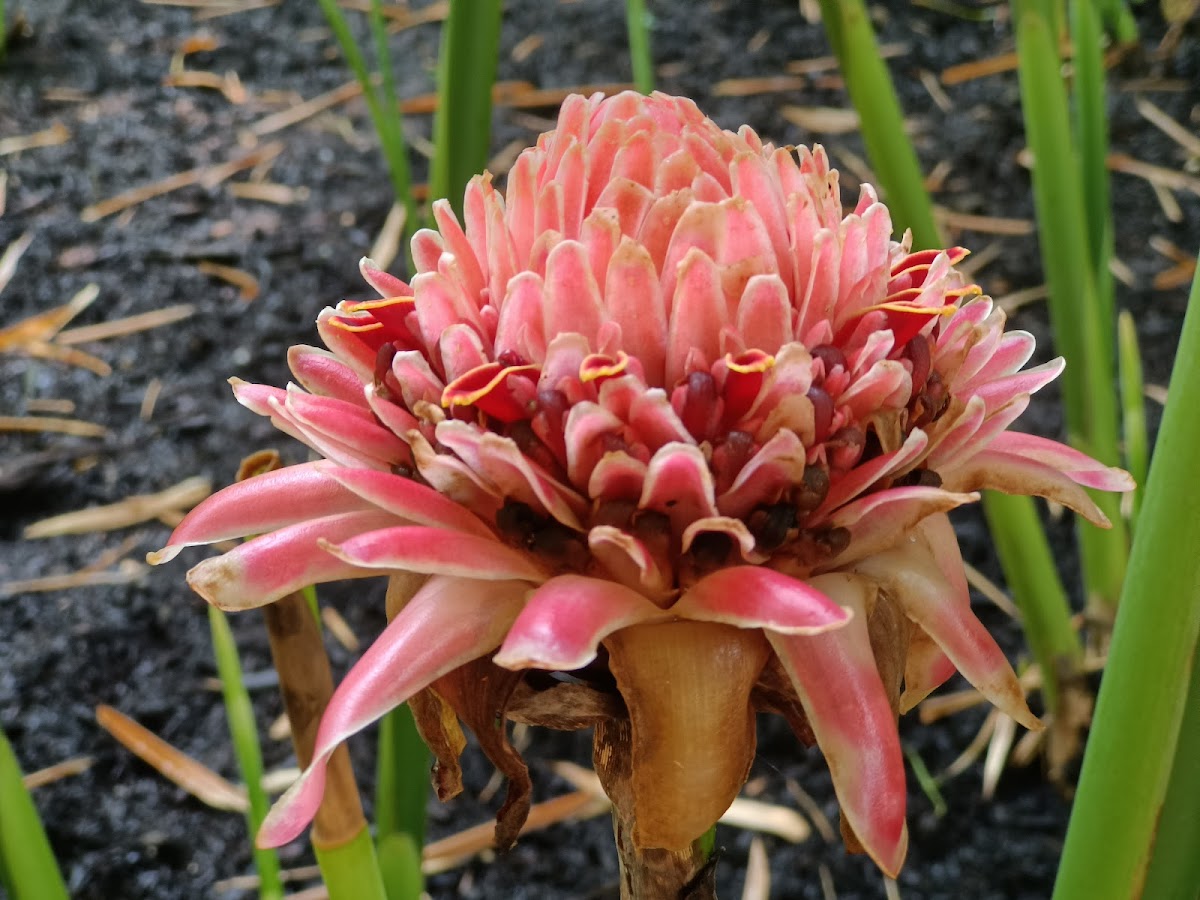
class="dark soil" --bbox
[0,1,1193,898]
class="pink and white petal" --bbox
[984,432,1135,492]
[314,463,496,539]
[315,308,377,381]
[363,385,421,446]
[186,510,400,610]
[673,565,850,634]
[941,450,1112,527]
[717,429,807,520]
[390,350,445,410]
[286,346,369,408]
[957,330,1036,391]
[900,630,958,713]
[639,442,719,536]
[407,429,504,519]
[767,573,908,877]
[493,574,668,670]
[812,428,930,521]
[838,360,911,422]
[680,516,766,564]
[150,462,373,564]
[322,525,548,582]
[284,388,412,466]
[972,358,1065,410]
[435,421,587,530]
[664,248,727,387]
[564,402,627,488]
[431,200,487,301]
[257,576,528,847]
[851,546,1040,731]
[922,395,987,470]
[544,240,607,348]
[823,486,980,569]
[604,237,668,386]
[587,450,649,502]
[587,525,672,598]
[898,513,970,709]
[493,272,547,366]
[736,274,793,355]
[359,256,410,298]
[627,388,695,450]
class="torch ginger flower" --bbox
[151,91,1133,880]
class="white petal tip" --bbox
[146,546,181,566]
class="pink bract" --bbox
[152,91,1133,876]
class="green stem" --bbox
[816,0,940,250]
[625,0,655,94]
[374,705,428,899]
[1012,0,1128,614]
[208,606,284,900]
[314,825,390,900]
[430,0,502,215]
[0,727,69,900]
[1053,253,1200,899]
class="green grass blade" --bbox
[625,0,654,94]
[317,0,416,225]
[1012,0,1128,612]
[0,727,69,900]
[376,832,425,900]
[1053,253,1200,900]
[1116,311,1148,527]
[430,0,502,215]
[982,492,1081,714]
[1098,0,1138,42]
[1070,0,1115,330]
[816,0,940,249]
[374,704,428,899]
[314,825,390,900]
[368,0,418,242]
[1141,644,1200,898]
[207,606,284,900]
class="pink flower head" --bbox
[151,92,1132,876]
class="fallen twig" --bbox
[24,476,211,538]
[95,705,248,812]
[81,142,284,222]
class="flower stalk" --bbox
[596,717,717,900]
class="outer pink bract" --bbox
[152,91,1132,876]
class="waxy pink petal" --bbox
[186,510,400,610]
[672,565,851,634]
[768,573,908,877]
[852,546,1040,731]
[149,462,372,564]
[257,576,529,847]
[944,449,1112,527]
[321,526,549,582]
[494,575,668,670]
[985,432,1135,492]
[314,464,496,539]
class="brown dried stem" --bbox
[594,719,717,900]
